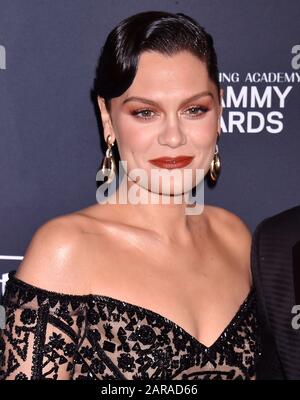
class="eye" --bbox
[184,105,208,117]
[131,109,156,119]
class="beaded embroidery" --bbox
[0,271,261,380]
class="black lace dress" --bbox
[0,271,262,380]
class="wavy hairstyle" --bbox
[93,10,220,112]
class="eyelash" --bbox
[131,105,209,120]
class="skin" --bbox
[99,50,221,203]
[16,50,252,348]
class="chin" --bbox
[148,179,198,197]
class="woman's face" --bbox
[98,50,223,196]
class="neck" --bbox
[103,173,204,244]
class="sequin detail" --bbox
[0,271,261,380]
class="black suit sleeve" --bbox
[251,220,285,380]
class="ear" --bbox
[97,96,115,142]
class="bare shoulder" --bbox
[205,205,251,240]
[204,205,252,282]
[15,213,90,294]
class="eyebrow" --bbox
[122,91,214,107]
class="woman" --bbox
[0,11,261,380]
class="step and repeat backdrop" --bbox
[0,0,299,291]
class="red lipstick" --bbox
[148,156,194,169]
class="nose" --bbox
[158,117,187,148]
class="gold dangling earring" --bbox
[97,134,116,185]
[209,142,221,182]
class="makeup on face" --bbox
[122,91,214,122]
[148,156,194,169]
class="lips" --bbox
[148,156,194,169]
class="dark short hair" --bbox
[93,11,220,111]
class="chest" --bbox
[83,230,250,348]
[72,288,259,380]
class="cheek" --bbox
[190,114,218,148]
[112,116,152,162]
[113,110,219,155]
[115,115,154,149]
